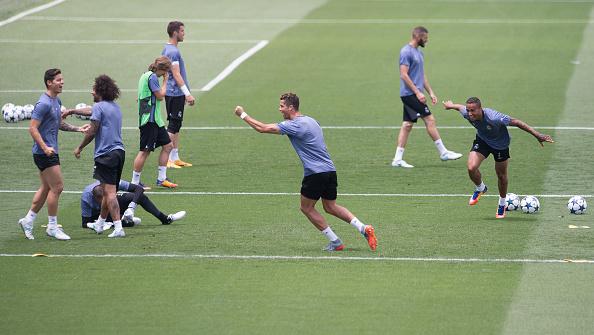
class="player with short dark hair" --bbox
[392,26,462,168]
[234,93,377,251]
[18,68,89,241]
[162,20,195,169]
[443,97,554,218]
[75,74,126,237]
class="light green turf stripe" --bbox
[502,6,594,335]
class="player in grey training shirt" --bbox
[234,93,377,252]
[443,97,554,219]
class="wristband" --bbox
[240,112,248,120]
[180,85,191,96]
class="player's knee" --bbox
[402,122,413,131]
[167,119,182,133]
[51,182,64,194]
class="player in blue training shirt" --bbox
[443,97,554,218]
[392,26,462,168]
[75,75,127,237]
[162,20,195,169]
[18,68,89,241]
[234,93,377,251]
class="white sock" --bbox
[131,170,141,184]
[128,202,137,210]
[47,216,57,229]
[434,139,448,155]
[169,148,179,161]
[25,209,37,222]
[96,216,106,225]
[113,220,123,230]
[475,182,486,192]
[158,166,167,181]
[321,227,339,242]
[499,197,506,206]
[350,217,365,233]
[394,147,405,161]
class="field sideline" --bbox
[1,1,594,334]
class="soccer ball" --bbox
[23,104,34,119]
[520,196,540,214]
[567,196,587,215]
[2,103,18,123]
[74,103,90,120]
[505,193,520,211]
[13,105,25,121]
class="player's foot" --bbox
[18,218,34,240]
[123,208,135,222]
[132,217,141,226]
[46,227,71,240]
[156,178,178,188]
[440,150,463,161]
[174,159,193,167]
[165,211,186,225]
[93,221,105,234]
[391,159,414,168]
[86,221,113,231]
[323,239,345,252]
[496,205,506,219]
[167,160,182,169]
[469,186,487,206]
[108,228,125,238]
[137,182,151,191]
[363,225,377,251]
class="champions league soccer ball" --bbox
[23,104,34,119]
[2,103,18,123]
[520,196,540,214]
[74,103,91,120]
[567,196,587,215]
[505,193,520,211]
[13,105,25,121]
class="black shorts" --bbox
[93,149,125,185]
[401,94,431,123]
[33,154,60,171]
[471,135,510,162]
[301,171,338,201]
[139,122,171,151]
[165,95,186,133]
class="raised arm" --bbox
[62,106,92,119]
[509,118,554,147]
[234,106,280,134]
[442,100,465,111]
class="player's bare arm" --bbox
[60,119,89,133]
[400,64,426,104]
[423,74,437,105]
[74,121,98,158]
[509,118,554,146]
[172,63,195,106]
[234,106,280,134]
[442,100,465,111]
[62,106,92,119]
[29,119,53,156]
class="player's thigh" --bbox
[41,164,64,190]
[467,151,486,170]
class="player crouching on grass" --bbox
[81,179,186,231]
[443,97,554,218]
[234,92,377,251]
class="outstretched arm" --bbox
[509,118,554,147]
[62,106,92,119]
[234,106,280,134]
[74,121,98,158]
[442,100,465,111]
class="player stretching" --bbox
[443,97,553,218]
[234,93,377,251]
[162,21,195,169]
[18,68,88,240]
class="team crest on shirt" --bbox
[486,125,492,131]
[473,143,480,150]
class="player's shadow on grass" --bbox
[484,216,538,222]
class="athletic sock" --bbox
[394,147,405,161]
[499,197,506,206]
[131,171,141,184]
[113,220,122,230]
[157,166,167,181]
[475,182,486,192]
[350,217,365,233]
[321,227,339,242]
[128,202,137,210]
[47,216,57,229]
[434,139,448,156]
[169,148,179,161]
[25,209,37,223]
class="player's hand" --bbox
[79,124,91,133]
[415,91,426,104]
[74,146,82,159]
[430,93,438,105]
[61,109,73,119]
[186,95,195,106]
[536,133,554,146]
[44,147,55,157]
[234,106,245,117]
[442,100,454,109]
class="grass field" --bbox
[1,0,594,334]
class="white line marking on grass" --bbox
[200,40,269,91]
[0,0,65,28]
[0,190,591,198]
[22,16,594,25]
[1,253,593,264]
[0,39,262,44]
[2,125,594,131]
